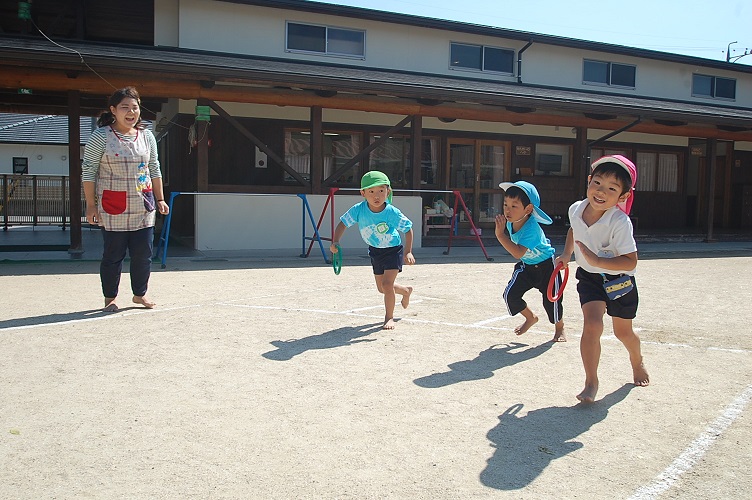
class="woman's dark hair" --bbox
[97,86,144,129]
[504,185,531,206]
[591,162,632,193]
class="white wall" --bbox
[193,193,422,251]
[0,144,82,175]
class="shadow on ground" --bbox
[480,384,634,490]
[262,323,383,361]
[414,342,554,388]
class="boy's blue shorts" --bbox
[368,245,403,275]
[576,267,639,319]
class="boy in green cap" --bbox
[331,170,415,330]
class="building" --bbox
[1,0,751,250]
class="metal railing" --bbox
[1,174,86,230]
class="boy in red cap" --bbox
[555,155,649,403]
[331,171,415,330]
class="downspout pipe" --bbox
[517,41,534,84]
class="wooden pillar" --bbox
[574,127,589,199]
[311,106,323,194]
[411,115,423,190]
[68,90,83,254]
[705,138,717,242]
[196,98,210,192]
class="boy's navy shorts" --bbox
[368,245,403,275]
[575,267,639,319]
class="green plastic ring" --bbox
[332,244,343,275]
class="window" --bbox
[369,135,439,189]
[286,22,365,58]
[535,144,571,176]
[583,59,636,88]
[12,157,28,174]
[635,152,679,192]
[692,74,736,100]
[450,43,514,74]
[284,130,362,184]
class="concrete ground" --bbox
[1,232,751,499]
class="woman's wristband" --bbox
[157,199,164,202]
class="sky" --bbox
[313,0,752,65]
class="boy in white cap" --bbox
[495,181,565,342]
[555,155,649,404]
[331,171,415,330]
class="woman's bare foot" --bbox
[515,316,538,335]
[553,322,566,342]
[576,383,598,404]
[103,298,118,312]
[383,317,396,330]
[633,359,650,387]
[133,295,156,309]
[401,286,413,309]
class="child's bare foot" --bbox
[133,295,156,309]
[401,286,413,309]
[552,322,566,342]
[576,383,598,404]
[383,317,396,330]
[633,359,650,387]
[515,316,538,335]
[103,298,118,312]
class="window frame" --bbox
[533,144,572,177]
[691,73,736,100]
[12,157,29,175]
[285,21,366,59]
[449,42,515,75]
[582,59,637,89]
[634,151,681,193]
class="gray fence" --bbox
[1,174,86,229]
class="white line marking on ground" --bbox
[7,301,750,355]
[222,303,481,329]
[0,304,203,332]
[344,305,388,313]
[343,300,425,313]
[628,384,752,500]
[409,295,445,301]
[471,315,512,327]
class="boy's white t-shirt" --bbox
[568,199,637,275]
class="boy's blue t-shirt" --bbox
[506,218,555,264]
[341,201,413,248]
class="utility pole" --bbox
[726,41,751,63]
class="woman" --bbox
[82,87,169,312]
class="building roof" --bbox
[0,113,151,145]
[0,114,96,145]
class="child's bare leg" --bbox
[393,282,413,309]
[553,320,566,342]
[514,307,538,335]
[577,301,605,403]
[613,317,650,387]
[376,271,398,329]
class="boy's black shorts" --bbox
[368,245,403,275]
[575,267,639,319]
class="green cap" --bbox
[361,170,392,202]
